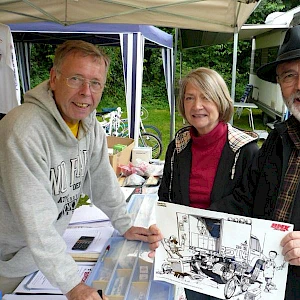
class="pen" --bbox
[100,245,110,262]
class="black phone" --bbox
[71,236,95,251]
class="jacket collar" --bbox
[174,123,257,154]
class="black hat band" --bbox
[277,49,300,61]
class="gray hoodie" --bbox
[0,80,132,293]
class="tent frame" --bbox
[9,22,174,146]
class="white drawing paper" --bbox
[13,262,95,294]
[154,201,293,300]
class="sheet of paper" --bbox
[63,227,114,254]
[4,295,67,300]
[69,204,109,225]
[154,201,293,300]
[13,262,95,295]
[67,220,113,229]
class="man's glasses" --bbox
[58,71,104,93]
[277,72,300,86]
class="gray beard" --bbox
[283,92,300,122]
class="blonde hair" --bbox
[53,40,110,78]
[178,67,234,123]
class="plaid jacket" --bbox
[239,119,300,300]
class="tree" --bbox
[248,0,286,24]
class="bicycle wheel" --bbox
[139,132,163,159]
[140,106,149,120]
[143,124,162,140]
[118,120,129,137]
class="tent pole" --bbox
[170,28,178,141]
[180,51,182,80]
[230,27,238,125]
[231,26,238,101]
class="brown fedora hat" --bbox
[257,25,300,83]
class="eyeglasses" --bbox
[57,71,104,93]
[277,72,300,86]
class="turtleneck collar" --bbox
[190,122,227,148]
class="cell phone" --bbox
[71,236,95,251]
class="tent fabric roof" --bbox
[179,5,300,50]
[1,0,259,32]
[239,6,300,41]
[8,22,173,48]
[177,25,287,50]
[179,29,233,50]
[238,24,289,41]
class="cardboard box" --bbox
[107,136,134,176]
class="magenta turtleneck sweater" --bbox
[189,122,227,209]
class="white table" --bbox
[234,102,258,130]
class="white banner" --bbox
[0,23,21,114]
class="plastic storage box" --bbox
[86,238,173,300]
[127,194,158,228]
[86,194,173,299]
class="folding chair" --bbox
[233,84,259,131]
[235,84,254,119]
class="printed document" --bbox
[13,262,95,294]
[154,201,293,300]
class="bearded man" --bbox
[235,25,300,300]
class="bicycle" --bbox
[118,106,162,140]
[96,107,126,137]
[138,131,163,159]
[96,107,163,159]
[140,112,162,140]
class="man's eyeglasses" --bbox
[277,72,300,86]
[57,71,104,93]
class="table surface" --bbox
[233,102,258,108]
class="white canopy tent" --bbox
[0,1,260,32]
[1,0,261,140]
[8,22,173,146]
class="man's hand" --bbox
[281,231,300,266]
[124,224,163,258]
[66,282,108,300]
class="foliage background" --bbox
[27,0,299,158]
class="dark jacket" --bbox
[240,119,300,300]
[158,124,259,216]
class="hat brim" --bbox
[257,56,300,84]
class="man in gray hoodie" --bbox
[0,40,162,299]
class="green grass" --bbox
[141,106,182,159]
[232,108,266,131]
[232,108,270,148]
[98,104,269,159]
